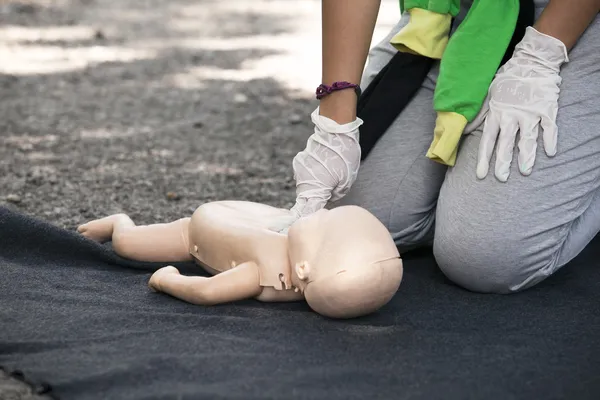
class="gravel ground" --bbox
[0,0,320,231]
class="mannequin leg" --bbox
[78,214,192,262]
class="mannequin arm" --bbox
[78,214,192,262]
[149,262,262,306]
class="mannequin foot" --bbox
[149,266,180,292]
[77,213,131,242]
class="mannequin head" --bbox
[287,206,403,319]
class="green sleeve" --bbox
[434,0,519,121]
[392,0,460,59]
[426,0,520,166]
[402,0,460,16]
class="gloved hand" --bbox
[290,107,363,219]
[476,26,569,182]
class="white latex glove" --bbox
[290,107,362,219]
[476,26,569,182]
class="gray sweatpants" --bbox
[335,1,600,293]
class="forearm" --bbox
[159,275,218,305]
[319,0,380,123]
[153,262,262,306]
[534,0,600,50]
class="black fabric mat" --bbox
[1,206,599,400]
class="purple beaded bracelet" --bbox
[315,81,361,100]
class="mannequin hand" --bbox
[290,107,362,219]
[149,266,180,292]
[476,27,569,182]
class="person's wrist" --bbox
[524,26,569,66]
[533,15,574,51]
[318,89,357,124]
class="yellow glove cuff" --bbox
[390,8,452,59]
[426,111,467,166]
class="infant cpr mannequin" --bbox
[77,202,403,318]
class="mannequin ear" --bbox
[295,261,311,281]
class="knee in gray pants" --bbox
[430,5,600,294]
[432,224,556,294]
[432,185,561,294]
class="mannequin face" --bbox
[287,206,402,318]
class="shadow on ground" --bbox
[0,0,316,229]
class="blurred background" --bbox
[0,0,399,229]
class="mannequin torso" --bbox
[188,201,303,302]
